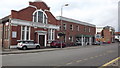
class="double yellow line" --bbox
[99,57,120,68]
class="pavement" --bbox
[2,43,113,55]
[2,45,90,55]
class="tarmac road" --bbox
[2,43,119,67]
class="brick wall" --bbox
[56,20,96,44]
[103,29,111,42]
[11,1,57,26]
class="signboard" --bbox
[12,31,17,38]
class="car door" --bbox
[29,41,35,48]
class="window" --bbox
[33,12,37,22]
[38,11,43,23]
[48,29,55,41]
[84,27,87,32]
[33,10,47,24]
[21,26,30,40]
[89,28,91,32]
[70,25,73,30]
[77,26,79,31]
[69,36,73,42]
[63,23,66,30]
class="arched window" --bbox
[33,10,47,24]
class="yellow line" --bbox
[99,57,120,68]
[95,56,98,57]
[66,62,72,65]
[76,60,82,62]
[102,57,120,66]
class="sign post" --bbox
[58,32,65,48]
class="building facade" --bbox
[56,16,96,46]
[0,0,96,49]
[101,26,115,43]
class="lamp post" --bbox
[60,4,69,48]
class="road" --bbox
[2,43,119,67]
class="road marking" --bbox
[90,57,94,59]
[76,60,82,62]
[99,57,120,68]
[66,62,72,65]
[83,58,88,61]
[102,57,120,66]
[95,56,98,58]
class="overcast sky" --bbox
[0,0,119,31]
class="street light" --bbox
[60,4,69,30]
[60,4,69,48]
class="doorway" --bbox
[39,35,45,46]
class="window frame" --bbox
[89,27,91,32]
[63,23,67,30]
[77,25,79,31]
[84,27,87,32]
[21,26,30,40]
[48,29,55,41]
[33,9,48,24]
[70,24,73,31]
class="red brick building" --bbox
[101,26,115,43]
[56,17,96,46]
[0,0,96,49]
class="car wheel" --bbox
[36,46,40,49]
[22,46,27,50]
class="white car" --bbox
[17,40,40,50]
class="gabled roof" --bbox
[0,15,10,23]
[56,16,96,27]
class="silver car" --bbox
[17,40,40,50]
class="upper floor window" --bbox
[70,25,73,30]
[89,28,91,32]
[33,10,47,24]
[77,25,79,31]
[63,23,66,30]
[84,27,87,32]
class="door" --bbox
[39,35,45,46]
[28,41,34,48]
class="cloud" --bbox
[0,0,119,31]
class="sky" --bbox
[0,0,119,32]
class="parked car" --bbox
[50,40,66,48]
[92,41,101,45]
[17,40,40,50]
